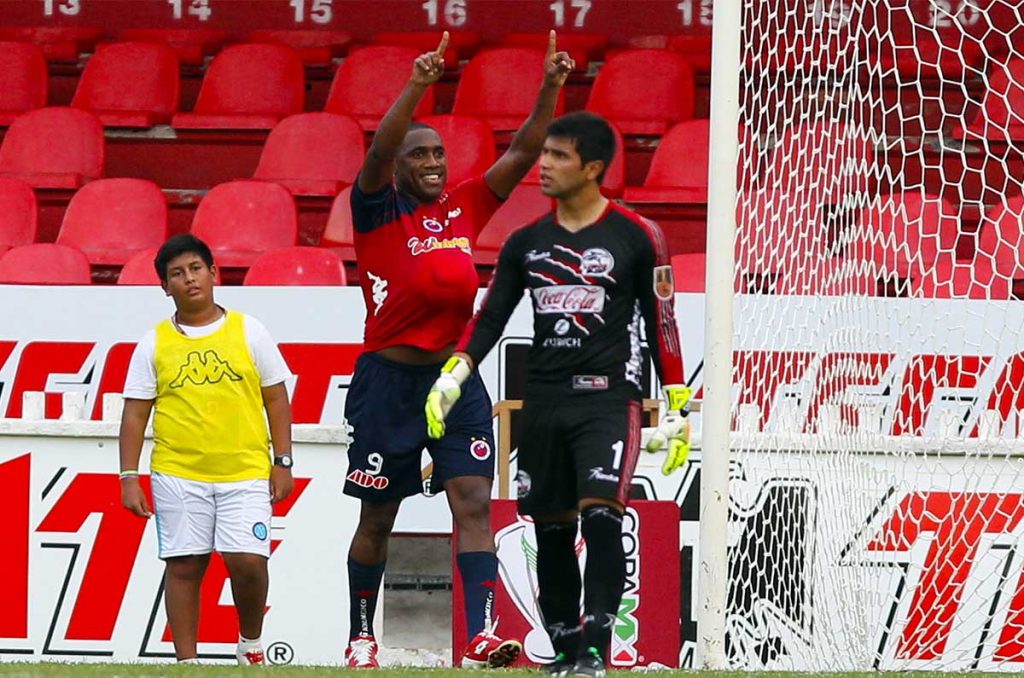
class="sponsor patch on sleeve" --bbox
[653,264,675,301]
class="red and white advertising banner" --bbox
[0,434,365,665]
[451,499,680,670]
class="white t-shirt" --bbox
[122,312,292,400]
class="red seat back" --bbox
[978,196,1024,275]
[192,44,305,116]
[853,192,960,278]
[501,33,607,71]
[965,58,1024,140]
[0,42,47,122]
[191,180,298,267]
[373,31,481,65]
[476,185,552,256]
[0,26,100,62]
[0,107,104,188]
[56,178,168,265]
[586,49,694,135]
[247,29,352,65]
[0,243,91,284]
[320,186,355,262]
[0,177,37,248]
[254,113,365,196]
[325,46,434,130]
[912,255,1010,300]
[72,42,180,126]
[671,253,707,293]
[418,115,496,186]
[644,119,710,189]
[244,246,347,285]
[453,48,565,131]
[118,247,161,285]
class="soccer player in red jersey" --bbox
[425,112,691,677]
[342,32,574,669]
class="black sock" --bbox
[535,520,581,659]
[456,551,498,641]
[348,558,386,641]
[579,505,625,662]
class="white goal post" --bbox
[700,0,1024,672]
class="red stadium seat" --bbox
[0,177,37,249]
[501,33,607,72]
[911,255,1009,300]
[669,35,713,73]
[0,107,104,189]
[0,243,91,284]
[117,28,227,66]
[71,42,180,128]
[56,178,168,265]
[172,44,305,130]
[523,119,626,199]
[248,29,352,65]
[585,50,694,136]
[244,246,347,285]
[850,192,961,279]
[772,256,881,296]
[324,46,435,131]
[474,184,552,264]
[0,26,100,62]
[253,113,365,196]
[671,252,706,293]
[958,57,1024,141]
[977,196,1024,275]
[191,181,298,268]
[0,42,47,126]
[453,48,565,132]
[320,186,356,261]
[624,119,710,203]
[373,31,481,65]
[117,247,161,285]
[418,115,496,186]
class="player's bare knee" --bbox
[165,554,210,581]
[357,500,400,540]
[222,552,268,580]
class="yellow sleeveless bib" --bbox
[151,310,271,482]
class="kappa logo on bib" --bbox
[469,439,491,461]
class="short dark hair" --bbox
[546,112,616,183]
[154,234,214,283]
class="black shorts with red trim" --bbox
[515,397,642,516]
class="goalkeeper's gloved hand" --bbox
[425,356,473,439]
[645,385,692,476]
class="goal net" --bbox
[721,0,1024,671]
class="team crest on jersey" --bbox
[516,470,532,498]
[422,217,444,233]
[653,264,675,300]
[580,248,615,276]
[469,439,492,461]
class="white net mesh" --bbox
[727,0,1024,670]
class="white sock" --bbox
[238,635,262,648]
[178,657,200,664]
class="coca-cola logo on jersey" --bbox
[533,285,606,314]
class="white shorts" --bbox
[151,472,272,560]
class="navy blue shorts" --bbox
[343,352,495,502]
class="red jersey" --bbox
[350,175,502,352]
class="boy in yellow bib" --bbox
[118,234,294,666]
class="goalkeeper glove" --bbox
[425,356,473,439]
[645,385,692,476]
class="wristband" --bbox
[664,385,692,415]
[441,356,472,386]
[119,469,139,480]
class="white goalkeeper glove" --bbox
[645,385,692,476]
[425,356,473,439]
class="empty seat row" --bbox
[0,243,346,286]
[0,41,697,134]
[0,105,710,197]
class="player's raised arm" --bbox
[484,30,574,199]
[358,32,450,194]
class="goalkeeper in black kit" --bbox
[423,111,690,678]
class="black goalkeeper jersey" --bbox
[456,201,684,402]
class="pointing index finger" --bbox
[547,29,557,59]
[435,31,450,58]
